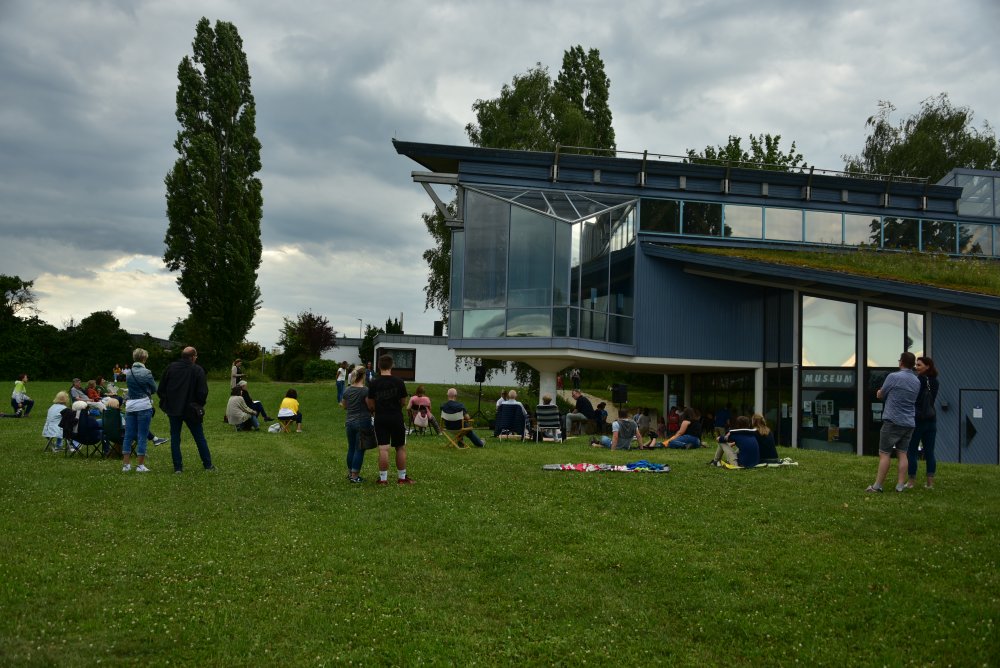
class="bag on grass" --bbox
[268,422,282,433]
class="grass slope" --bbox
[1,381,998,666]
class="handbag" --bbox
[185,401,205,425]
[358,418,378,450]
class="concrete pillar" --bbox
[538,369,558,402]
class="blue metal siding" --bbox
[634,251,764,360]
[931,314,999,464]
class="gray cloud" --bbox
[2,0,998,348]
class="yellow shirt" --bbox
[278,397,300,417]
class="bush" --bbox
[303,359,338,382]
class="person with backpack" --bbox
[591,408,638,450]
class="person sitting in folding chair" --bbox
[440,387,484,448]
[407,386,440,435]
[533,394,563,442]
[60,400,102,456]
[494,391,529,440]
[42,391,70,451]
[277,388,302,432]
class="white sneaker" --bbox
[122,464,132,472]
[135,464,150,473]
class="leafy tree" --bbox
[163,17,263,369]
[384,317,403,334]
[278,310,337,359]
[359,324,382,367]
[844,94,999,182]
[553,46,616,150]
[686,134,806,171]
[0,275,36,324]
[62,311,133,381]
[421,200,456,322]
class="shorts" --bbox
[374,416,406,448]
[879,421,914,454]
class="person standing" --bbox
[570,368,581,390]
[867,352,920,493]
[157,347,214,473]
[122,348,158,473]
[10,373,33,417]
[335,361,348,404]
[365,354,412,485]
[364,362,375,384]
[906,356,940,489]
[230,359,245,389]
[340,367,370,483]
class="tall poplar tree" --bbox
[164,17,263,368]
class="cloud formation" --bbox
[1,0,998,348]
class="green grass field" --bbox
[2,381,998,666]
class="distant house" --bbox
[396,138,1000,464]
[321,333,518,386]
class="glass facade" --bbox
[453,186,637,344]
[636,197,999,256]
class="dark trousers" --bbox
[251,400,270,419]
[11,398,34,416]
[168,414,213,472]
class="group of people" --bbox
[33,347,215,473]
[867,352,939,492]
[226,358,302,432]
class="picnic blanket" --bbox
[543,460,670,473]
[718,457,799,470]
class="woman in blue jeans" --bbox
[340,367,370,483]
[122,348,158,473]
[907,356,939,489]
[667,407,703,449]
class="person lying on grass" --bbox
[708,415,760,468]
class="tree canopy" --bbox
[843,93,1000,182]
[687,134,806,171]
[465,46,616,153]
[164,17,263,369]
[278,310,337,359]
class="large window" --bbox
[765,207,802,241]
[725,205,762,239]
[683,202,722,236]
[801,296,856,367]
[457,186,636,344]
[805,211,842,244]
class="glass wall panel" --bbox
[956,174,995,217]
[450,310,463,338]
[907,312,924,358]
[802,296,856,367]
[960,224,992,255]
[506,309,551,337]
[683,201,722,236]
[579,213,610,314]
[882,217,919,250]
[845,214,880,246]
[450,230,464,311]
[805,211,842,244]
[464,192,509,308]
[569,222,582,307]
[552,307,569,337]
[508,206,554,307]
[463,309,505,338]
[609,206,635,318]
[921,220,956,253]
[640,198,680,233]
[765,207,803,241]
[609,316,633,345]
[866,306,905,367]
[724,205,762,239]
[580,309,607,342]
[553,221,572,304]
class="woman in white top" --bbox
[42,391,70,451]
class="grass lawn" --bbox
[2,381,998,666]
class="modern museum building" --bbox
[395,140,1000,464]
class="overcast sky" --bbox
[1,0,998,350]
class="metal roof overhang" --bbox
[642,242,1000,319]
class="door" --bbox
[959,390,999,465]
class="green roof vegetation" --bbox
[685,246,1000,297]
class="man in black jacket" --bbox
[157,346,214,473]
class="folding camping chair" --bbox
[440,409,474,449]
[101,406,124,459]
[493,403,527,441]
[43,437,61,453]
[278,417,296,433]
[533,404,564,442]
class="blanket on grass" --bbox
[719,457,799,470]
[543,460,670,473]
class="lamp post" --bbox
[357,318,363,339]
